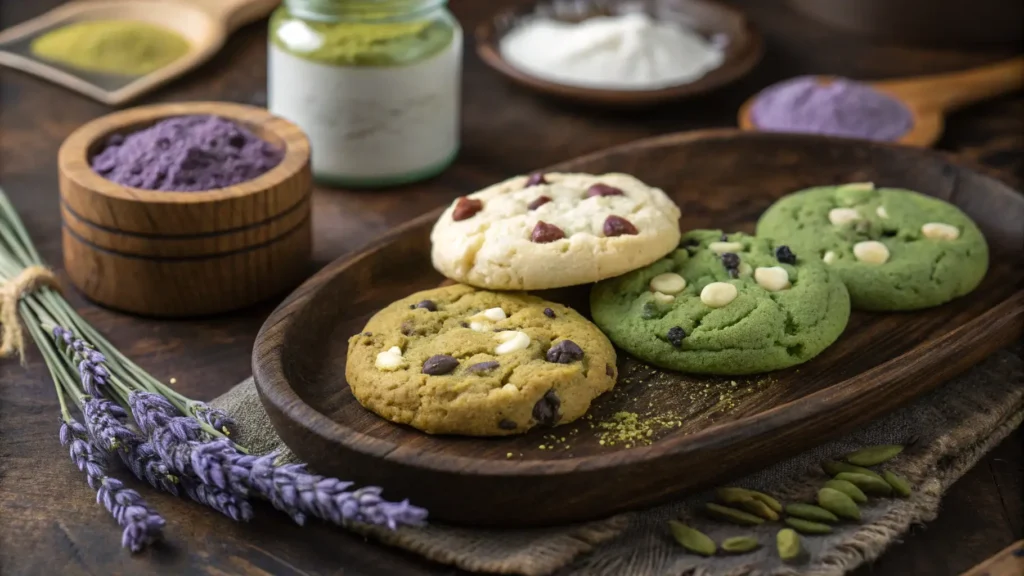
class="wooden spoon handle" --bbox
[193,0,281,32]
[875,56,1024,113]
[959,540,1024,576]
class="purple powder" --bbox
[91,115,284,192]
[750,76,913,142]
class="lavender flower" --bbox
[60,418,165,552]
[129,391,179,436]
[181,477,254,522]
[52,326,108,397]
[192,403,235,436]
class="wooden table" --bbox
[0,1,1020,574]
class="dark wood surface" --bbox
[253,130,1024,526]
[0,0,1020,573]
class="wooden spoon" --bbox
[0,0,280,106]
[738,56,1024,147]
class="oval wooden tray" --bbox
[253,131,1024,527]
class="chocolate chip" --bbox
[532,389,561,426]
[605,363,614,377]
[467,360,500,373]
[498,419,518,430]
[422,355,459,375]
[527,195,552,210]
[721,252,740,269]
[452,197,483,221]
[603,215,638,237]
[667,326,686,348]
[546,340,584,363]
[531,221,565,243]
[525,172,548,187]
[776,245,797,264]
[362,331,372,337]
[459,321,469,328]
[543,308,556,318]
[415,300,437,311]
[586,183,625,197]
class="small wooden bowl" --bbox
[58,101,312,317]
[475,0,764,107]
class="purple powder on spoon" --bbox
[91,115,284,191]
[750,76,913,141]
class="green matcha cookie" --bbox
[756,183,989,310]
[590,230,850,375]
[346,284,617,436]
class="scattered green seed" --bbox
[705,502,765,526]
[668,521,716,556]
[746,490,783,514]
[785,503,838,523]
[883,470,912,497]
[844,444,903,467]
[822,460,884,481]
[823,479,868,503]
[817,487,861,520]
[721,536,761,554]
[834,472,893,496]
[715,489,780,521]
[777,528,803,562]
[785,517,833,534]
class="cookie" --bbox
[756,183,989,310]
[590,230,850,375]
[430,172,682,290]
[346,284,617,436]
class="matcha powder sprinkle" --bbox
[31,20,190,76]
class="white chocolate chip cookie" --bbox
[430,172,682,290]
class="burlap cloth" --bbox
[212,345,1023,576]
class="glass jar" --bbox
[268,0,462,188]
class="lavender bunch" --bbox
[60,418,165,552]
[83,397,179,496]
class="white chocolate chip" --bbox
[469,322,488,332]
[481,307,507,321]
[853,241,890,264]
[709,241,744,254]
[737,262,753,277]
[649,273,687,294]
[468,307,507,331]
[876,206,889,219]
[652,291,675,305]
[922,222,960,240]
[495,331,531,355]
[754,266,791,292]
[374,346,404,371]
[822,251,838,265]
[837,182,874,192]
[700,282,738,308]
[828,208,861,226]
[502,383,517,393]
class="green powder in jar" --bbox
[31,20,190,76]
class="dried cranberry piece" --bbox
[776,245,797,264]
[525,172,548,187]
[586,183,625,197]
[667,327,686,348]
[721,253,740,270]
[415,300,437,311]
[603,215,638,237]
[532,389,561,426]
[527,196,552,210]
[546,340,584,363]
[467,360,500,373]
[422,355,459,375]
[452,197,483,221]
[605,363,615,377]
[531,221,565,243]
[498,419,518,430]
[543,308,556,318]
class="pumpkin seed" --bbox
[823,479,868,503]
[777,528,803,563]
[844,444,903,467]
[883,470,912,497]
[817,487,861,520]
[834,472,893,496]
[668,521,716,556]
[705,502,765,526]
[746,490,783,514]
[721,536,761,554]
[822,460,884,480]
[785,503,838,523]
[785,517,833,534]
[716,487,783,516]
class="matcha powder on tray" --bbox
[31,20,190,76]
[91,115,285,192]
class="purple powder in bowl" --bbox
[91,115,285,192]
[750,76,913,142]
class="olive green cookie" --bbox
[346,284,617,436]
[756,183,989,310]
[590,230,850,375]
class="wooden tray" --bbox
[253,131,1024,527]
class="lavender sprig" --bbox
[83,397,178,496]
[192,403,235,436]
[60,418,165,552]
[53,326,109,398]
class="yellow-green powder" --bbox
[31,20,190,76]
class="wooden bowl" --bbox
[253,130,1023,526]
[58,101,312,317]
[475,0,764,107]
